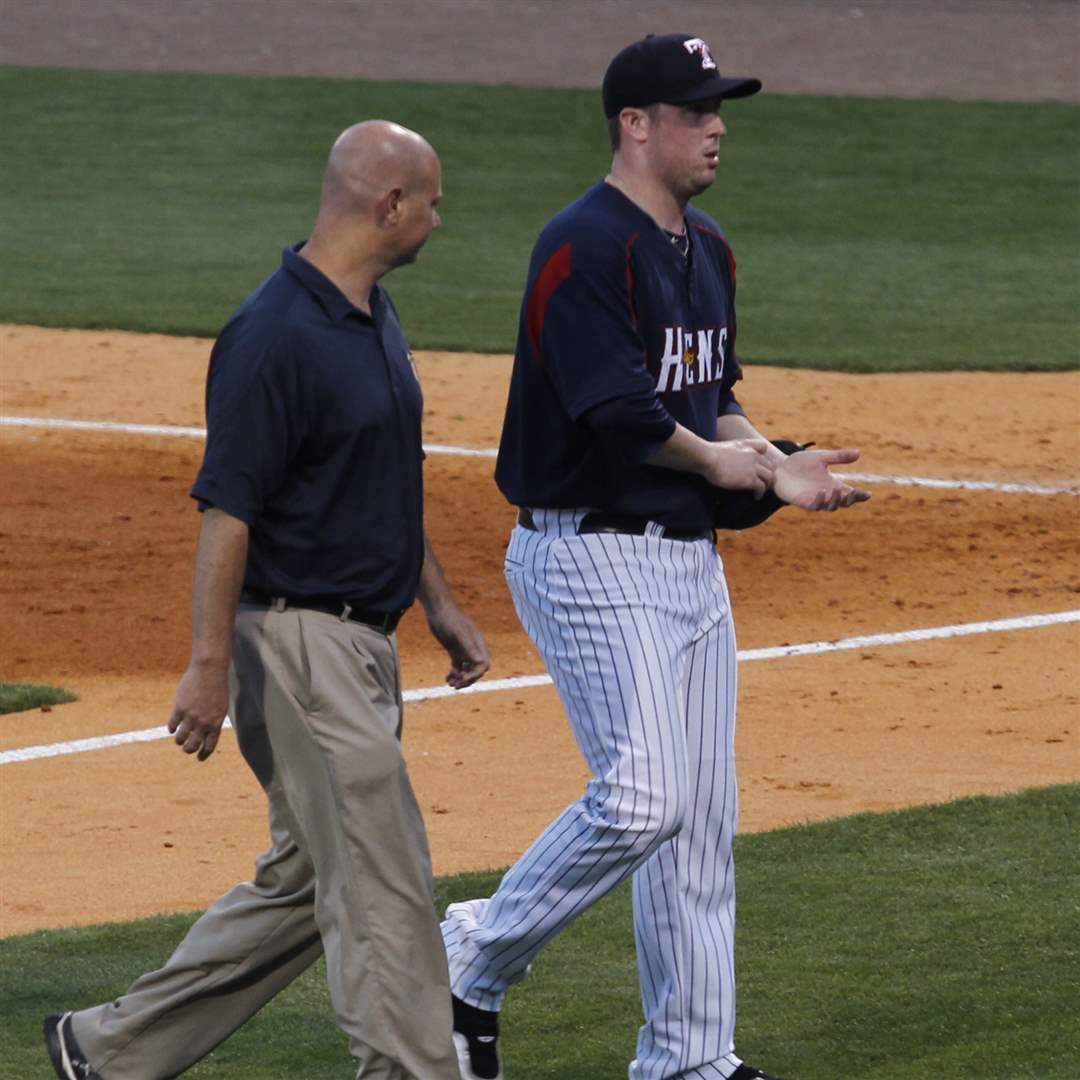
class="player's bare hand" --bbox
[773,448,872,511]
[703,438,774,497]
[167,663,230,761]
[425,602,491,689]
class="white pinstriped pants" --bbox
[444,509,744,1080]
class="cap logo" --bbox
[683,38,717,71]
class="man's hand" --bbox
[425,602,491,689]
[701,438,775,497]
[169,507,248,761]
[772,448,872,511]
[167,663,230,761]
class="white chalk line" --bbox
[4,415,1078,494]
[838,471,1078,497]
[0,415,500,460]
[3,609,1077,767]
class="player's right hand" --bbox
[168,664,230,762]
[704,438,774,497]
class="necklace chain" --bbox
[664,228,690,259]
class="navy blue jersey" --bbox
[495,181,745,529]
[191,246,426,610]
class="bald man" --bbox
[43,121,487,1080]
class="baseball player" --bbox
[444,34,869,1080]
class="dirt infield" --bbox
[1,324,1078,936]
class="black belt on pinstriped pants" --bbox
[516,507,713,543]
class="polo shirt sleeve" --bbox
[190,317,305,526]
[525,225,658,422]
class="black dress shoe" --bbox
[44,1013,103,1080]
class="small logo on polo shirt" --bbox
[683,38,717,72]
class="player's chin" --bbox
[685,169,718,197]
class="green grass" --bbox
[1,66,1077,370]
[3,786,1077,1078]
[0,682,77,715]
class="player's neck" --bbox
[604,170,687,234]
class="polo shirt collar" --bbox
[282,242,377,323]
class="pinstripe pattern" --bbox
[443,512,744,1079]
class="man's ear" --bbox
[376,186,405,226]
[620,107,651,145]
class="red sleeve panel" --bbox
[526,241,572,359]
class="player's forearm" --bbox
[647,422,773,494]
[645,422,722,475]
[188,508,249,670]
[716,412,761,442]
[716,413,788,471]
[417,532,457,616]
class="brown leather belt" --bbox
[517,507,713,543]
[239,590,405,633]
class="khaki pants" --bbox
[71,604,458,1079]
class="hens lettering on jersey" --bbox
[655,326,727,394]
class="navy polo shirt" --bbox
[496,181,746,529]
[191,245,425,611]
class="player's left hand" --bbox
[772,448,872,511]
[425,602,492,689]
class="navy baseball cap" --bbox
[602,33,762,118]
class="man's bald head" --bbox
[302,120,443,296]
[320,120,438,218]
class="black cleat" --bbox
[731,1064,790,1080]
[44,1013,103,1080]
[451,994,502,1080]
